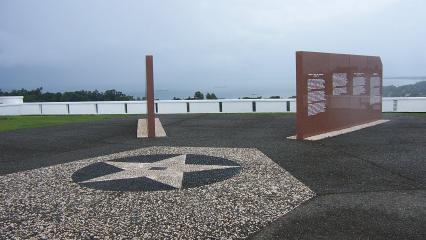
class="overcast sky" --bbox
[1,0,425,98]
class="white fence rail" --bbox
[0,98,425,116]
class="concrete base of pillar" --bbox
[137,118,167,138]
[287,119,390,141]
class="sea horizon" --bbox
[127,89,296,100]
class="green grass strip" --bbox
[0,115,131,132]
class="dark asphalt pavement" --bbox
[1,113,425,239]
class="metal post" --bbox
[146,55,156,138]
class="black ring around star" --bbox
[71,154,241,192]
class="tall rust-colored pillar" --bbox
[145,55,155,138]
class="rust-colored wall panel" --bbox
[296,51,382,139]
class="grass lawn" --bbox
[0,115,132,133]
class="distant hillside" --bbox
[383,81,426,97]
[0,88,136,102]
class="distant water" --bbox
[127,89,296,100]
[382,78,426,87]
[126,78,424,100]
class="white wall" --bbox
[0,98,425,116]
[21,104,41,115]
[127,102,147,114]
[157,101,187,114]
[97,103,126,114]
[69,103,97,115]
[41,104,68,115]
[0,104,22,116]
[382,98,394,112]
[289,100,297,112]
[256,100,288,113]
[222,100,253,113]
[189,101,219,113]
[394,97,426,112]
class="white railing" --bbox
[0,97,424,116]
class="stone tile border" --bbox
[0,146,314,239]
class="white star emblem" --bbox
[80,154,240,189]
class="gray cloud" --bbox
[0,0,425,98]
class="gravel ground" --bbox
[0,146,314,239]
